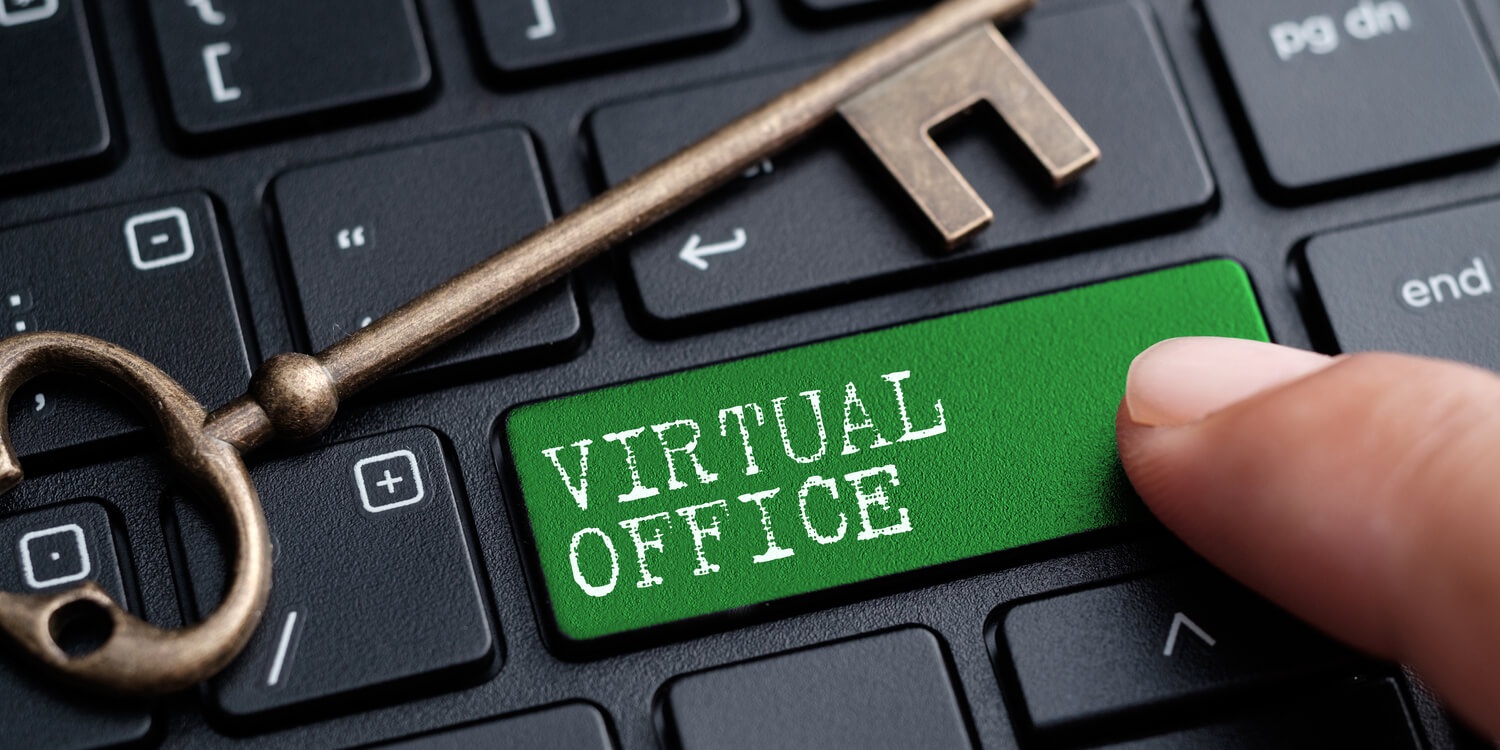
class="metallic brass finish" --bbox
[204,396,273,454]
[0,0,1097,695]
[232,0,1042,416]
[840,24,1101,248]
[249,352,340,440]
[0,332,270,693]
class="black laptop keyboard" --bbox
[1,0,1497,747]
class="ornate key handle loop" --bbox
[0,331,270,694]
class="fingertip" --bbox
[1123,337,1335,427]
[1117,348,1500,737]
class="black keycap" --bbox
[792,0,913,14]
[0,501,153,750]
[1101,678,1419,749]
[471,0,740,78]
[171,427,494,724]
[1000,568,1352,732]
[1201,0,1500,195]
[1,193,251,458]
[375,703,614,749]
[0,0,112,185]
[144,0,431,141]
[1304,199,1500,369]
[660,628,973,750]
[272,128,581,378]
[590,1,1212,331]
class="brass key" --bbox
[0,0,1096,695]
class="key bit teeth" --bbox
[839,23,1100,251]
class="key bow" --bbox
[0,331,270,694]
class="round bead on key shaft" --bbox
[0,0,1097,695]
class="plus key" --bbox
[173,429,491,725]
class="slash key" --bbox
[172,428,493,724]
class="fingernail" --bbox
[1125,337,1336,427]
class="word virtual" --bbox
[540,370,949,599]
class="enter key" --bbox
[503,260,1268,648]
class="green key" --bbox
[505,260,1267,645]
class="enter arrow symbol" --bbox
[1162,612,1215,657]
[679,228,747,270]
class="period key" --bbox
[503,260,1268,648]
[0,502,152,749]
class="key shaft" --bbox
[205,0,1038,451]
